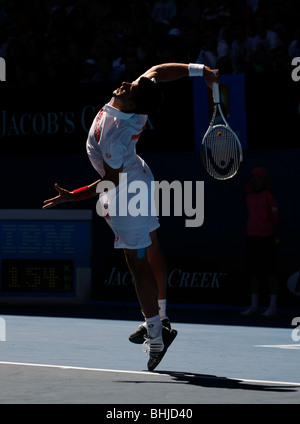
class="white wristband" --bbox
[188,63,204,77]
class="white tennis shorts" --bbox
[98,165,160,250]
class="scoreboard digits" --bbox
[2,259,73,293]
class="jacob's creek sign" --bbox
[104,266,228,289]
[0,105,96,137]
[98,261,235,306]
[93,247,246,307]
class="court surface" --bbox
[0,308,299,405]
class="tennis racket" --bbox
[200,73,243,180]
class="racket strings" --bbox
[201,126,242,180]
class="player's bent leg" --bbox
[124,248,159,319]
[128,233,172,344]
[124,248,177,370]
[148,230,172,329]
[148,230,168,300]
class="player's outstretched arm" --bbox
[42,183,74,208]
[141,63,219,88]
[42,180,101,209]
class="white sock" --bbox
[158,299,168,321]
[146,314,162,340]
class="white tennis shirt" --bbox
[86,98,148,181]
[86,95,160,249]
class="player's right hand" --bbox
[203,66,220,89]
[42,183,74,208]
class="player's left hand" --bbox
[42,183,74,208]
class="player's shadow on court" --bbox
[149,371,299,393]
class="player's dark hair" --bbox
[130,77,164,115]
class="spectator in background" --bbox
[1,0,299,85]
[0,11,8,58]
[230,22,253,72]
[80,58,97,84]
[195,25,230,70]
[201,0,227,23]
[124,54,143,82]
[288,28,300,58]
[91,57,115,83]
[180,1,202,27]
[250,16,283,71]
[246,0,259,13]
[151,0,177,25]
[241,167,280,317]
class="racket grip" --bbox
[212,82,220,103]
[212,70,220,104]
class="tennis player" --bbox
[43,62,219,371]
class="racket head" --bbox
[200,124,243,180]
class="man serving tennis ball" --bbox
[43,63,219,371]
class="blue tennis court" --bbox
[0,309,299,405]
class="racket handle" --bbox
[212,83,220,104]
[212,70,220,104]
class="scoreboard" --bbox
[1,259,74,293]
[0,209,92,305]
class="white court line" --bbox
[0,361,156,376]
[255,344,300,350]
[0,361,299,387]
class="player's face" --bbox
[113,80,139,102]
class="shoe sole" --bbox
[147,329,177,372]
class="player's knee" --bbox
[124,248,146,269]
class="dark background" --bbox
[0,0,300,312]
